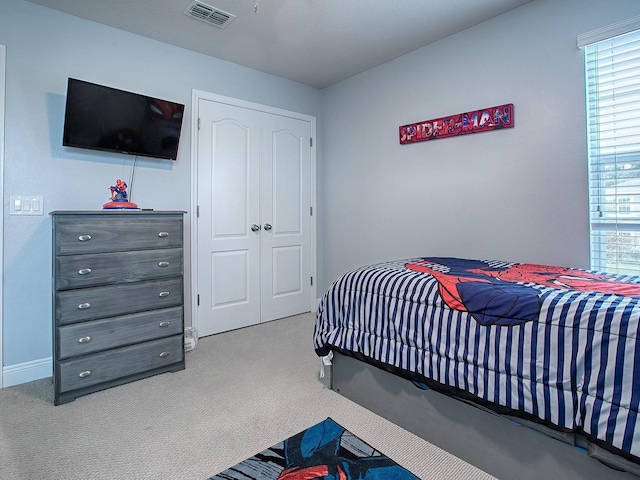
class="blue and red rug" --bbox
[208,417,419,479]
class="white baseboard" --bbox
[3,357,52,387]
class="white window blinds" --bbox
[586,28,640,275]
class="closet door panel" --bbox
[196,100,261,335]
[260,114,312,322]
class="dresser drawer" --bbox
[55,248,183,290]
[56,277,183,325]
[54,216,183,255]
[56,306,183,360]
[57,336,183,393]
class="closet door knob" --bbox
[263,223,272,231]
[251,224,261,232]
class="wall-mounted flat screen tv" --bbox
[63,78,185,160]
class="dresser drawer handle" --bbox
[159,321,170,327]
[78,370,92,378]
[159,291,170,297]
[158,232,169,238]
[158,261,170,268]
[78,302,92,309]
[78,235,92,241]
[78,268,92,275]
[159,351,170,358]
[78,336,92,343]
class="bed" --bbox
[313,257,640,478]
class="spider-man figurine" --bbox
[103,179,138,209]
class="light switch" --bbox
[10,196,44,215]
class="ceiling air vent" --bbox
[183,1,236,28]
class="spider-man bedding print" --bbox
[405,257,640,326]
[314,257,640,462]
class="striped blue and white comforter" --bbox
[313,257,640,460]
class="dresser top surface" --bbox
[50,210,186,216]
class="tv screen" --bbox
[63,78,185,160]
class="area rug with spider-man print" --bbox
[207,417,419,480]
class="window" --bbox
[618,196,632,213]
[584,26,640,275]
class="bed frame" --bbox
[330,352,640,480]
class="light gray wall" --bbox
[320,0,640,293]
[0,0,322,370]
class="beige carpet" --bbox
[0,313,496,480]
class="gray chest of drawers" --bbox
[51,211,186,405]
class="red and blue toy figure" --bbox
[102,179,139,209]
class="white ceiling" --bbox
[26,0,533,89]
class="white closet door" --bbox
[196,98,312,335]
[260,113,312,322]
[196,99,262,336]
